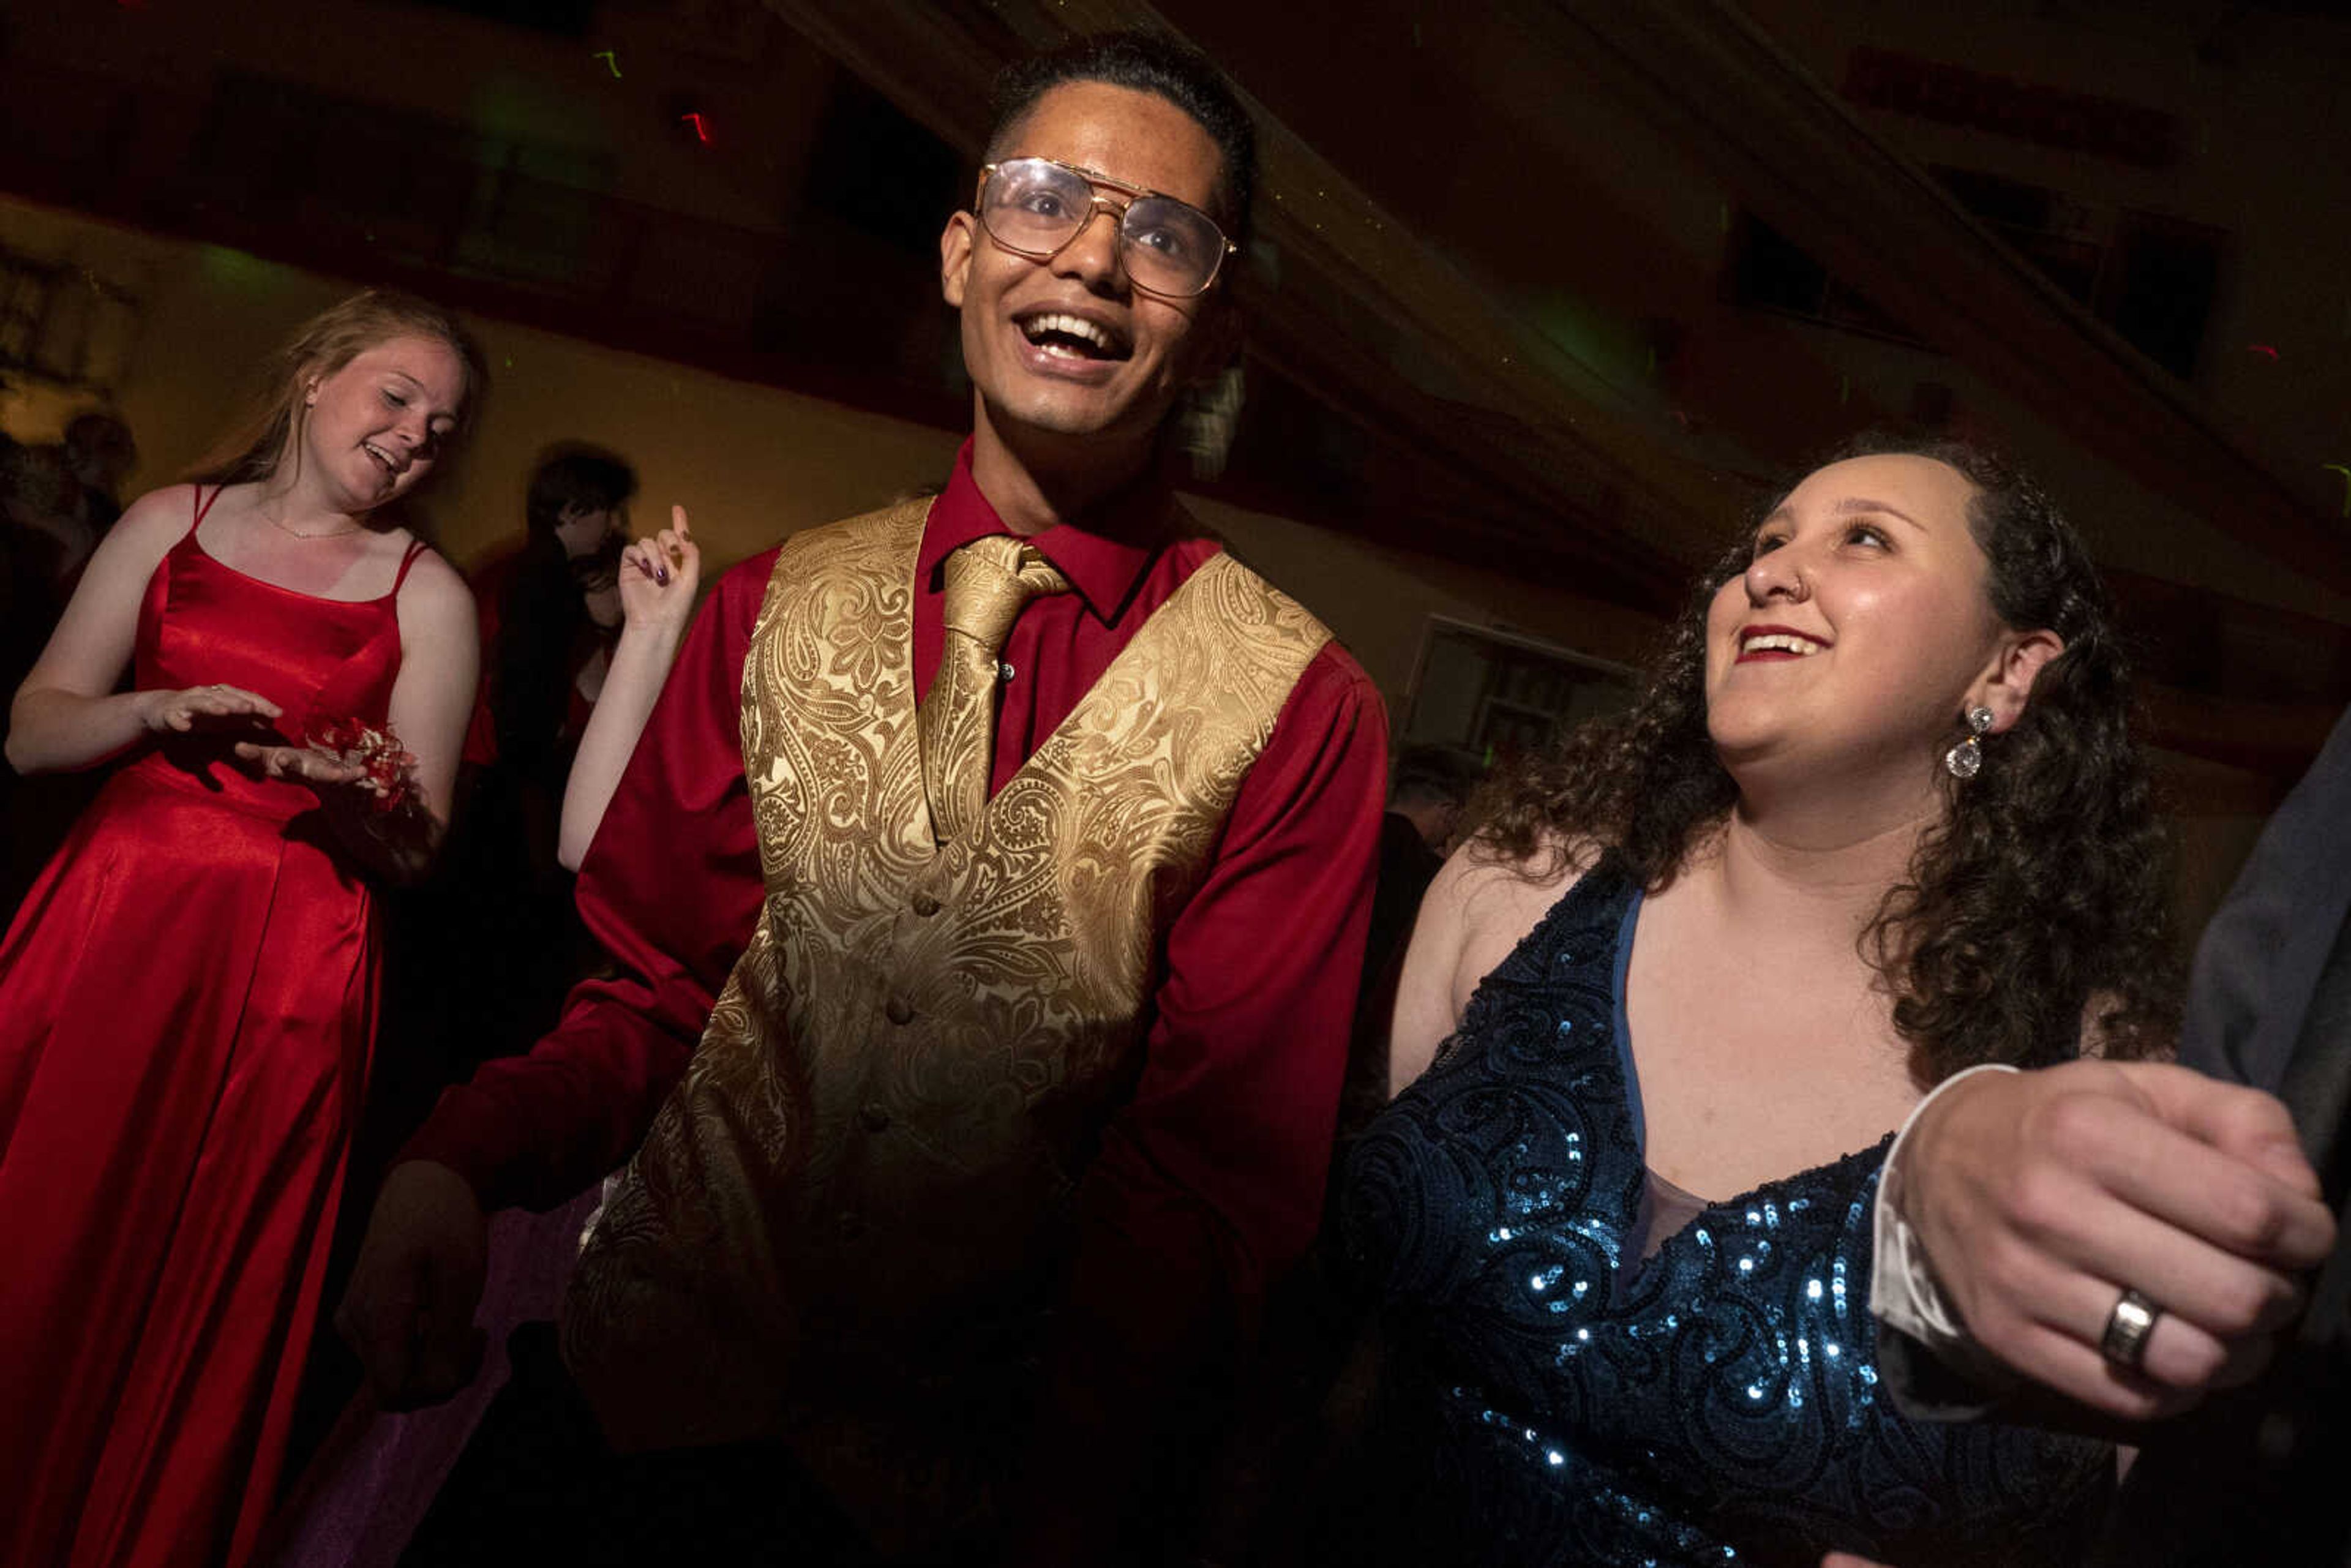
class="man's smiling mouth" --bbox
[1018,312,1131,361]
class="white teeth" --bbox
[363,441,403,474]
[1742,632,1826,656]
[1022,312,1119,354]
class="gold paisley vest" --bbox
[561,498,1332,1467]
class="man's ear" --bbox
[940,211,976,309]
[1976,627,2064,733]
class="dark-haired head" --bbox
[985,30,1257,247]
[1471,430,2176,1082]
[527,444,638,547]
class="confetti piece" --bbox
[595,50,620,77]
[2249,343,2279,359]
[681,112,710,143]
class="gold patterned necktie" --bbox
[919,533,1071,843]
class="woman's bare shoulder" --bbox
[111,483,207,541]
[67,485,206,585]
[1434,834,1605,997]
[1434,831,1597,926]
[392,542,469,606]
[389,546,478,662]
[1390,833,1605,1095]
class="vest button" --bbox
[836,1209,866,1241]
[910,893,941,917]
[859,1101,891,1133]
[884,995,915,1025]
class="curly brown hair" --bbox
[1471,432,2177,1082]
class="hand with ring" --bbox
[1894,1058,2335,1419]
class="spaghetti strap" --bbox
[389,538,431,596]
[189,483,224,535]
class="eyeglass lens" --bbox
[981,159,1224,296]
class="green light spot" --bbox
[1526,292,1648,401]
[198,246,279,290]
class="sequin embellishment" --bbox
[1340,858,2110,1567]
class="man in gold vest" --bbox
[339,31,1388,1566]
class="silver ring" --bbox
[2099,1287,2161,1371]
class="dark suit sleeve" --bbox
[2179,705,2351,1090]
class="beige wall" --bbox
[1191,496,1662,715]
[0,195,962,578]
[0,195,1651,723]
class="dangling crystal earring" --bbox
[1944,705,1995,779]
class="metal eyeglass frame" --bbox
[973,157,1239,298]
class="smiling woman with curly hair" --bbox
[1470,431,2175,1081]
[1338,433,2177,1568]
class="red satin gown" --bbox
[0,485,425,1568]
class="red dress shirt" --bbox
[402,443,1387,1420]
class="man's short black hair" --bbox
[984,30,1258,248]
[525,445,637,539]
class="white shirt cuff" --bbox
[1870,1062,2021,1351]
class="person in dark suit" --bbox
[1873,705,2351,1565]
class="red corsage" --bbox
[304,715,419,814]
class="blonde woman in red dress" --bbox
[0,290,484,1568]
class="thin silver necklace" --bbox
[261,509,362,541]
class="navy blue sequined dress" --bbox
[1340,858,2110,1568]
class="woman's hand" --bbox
[556,506,702,872]
[232,736,438,883]
[231,739,378,798]
[139,683,283,738]
[618,505,701,637]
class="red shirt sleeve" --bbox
[397,551,774,1211]
[1101,640,1389,1296]
[1019,642,1388,1556]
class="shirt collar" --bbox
[916,439,1182,624]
